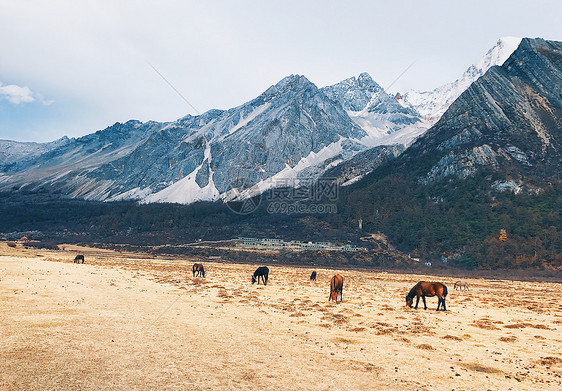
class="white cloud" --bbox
[0,81,35,104]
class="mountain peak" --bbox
[275,74,311,88]
[321,73,383,112]
[261,74,315,100]
[402,37,523,120]
[357,71,372,79]
[470,37,522,76]
[357,72,376,85]
[498,36,522,45]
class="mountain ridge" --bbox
[1,37,558,208]
[1,74,377,203]
[401,37,522,121]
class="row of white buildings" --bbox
[237,237,360,252]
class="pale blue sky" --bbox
[1,0,561,142]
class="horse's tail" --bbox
[443,284,448,298]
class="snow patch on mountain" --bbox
[142,169,220,204]
[359,119,432,148]
[143,139,220,204]
[402,37,522,120]
[227,102,271,137]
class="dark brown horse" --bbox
[329,274,344,302]
[74,254,85,264]
[192,263,205,278]
[310,271,317,281]
[406,281,447,311]
[252,266,269,285]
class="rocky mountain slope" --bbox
[334,38,561,269]
[392,38,561,186]
[322,144,404,186]
[0,137,70,166]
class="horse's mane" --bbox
[406,285,417,299]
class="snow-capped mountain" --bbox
[400,37,522,121]
[394,38,562,184]
[321,73,431,147]
[1,75,377,204]
[0,37,541,206]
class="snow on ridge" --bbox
[228,138,347,201]
[402,37,522,120]
[359,119,432,149]
[226,102,271,137]
[107,187,153,202]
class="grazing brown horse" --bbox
[406,281,447,311]
[329,274,344,302]
[454,281,469,290]
[74,254,85,264]
[192,263,205,278]
[310,271,317,281]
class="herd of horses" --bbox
[71,254,460,309]
[186,261,461,310]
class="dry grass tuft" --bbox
[499,336,518,343]
[504,323,528,329]
[529,323,550,330]
[442,335,463,341]
[538,356,562,366]
[395,337,411,344]
[321,313,350,325]
[348,360,382,373]
[332,337,355,344]
[459,363,503,374]
[471,319,500,330]
[217,289,232,299]
[416,344,435,351]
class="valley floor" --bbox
[1,244,561,390]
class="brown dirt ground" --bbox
[1,243,561,390]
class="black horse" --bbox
[252,266,269,285]
[310,271,317,281]
[74,255,85,264]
